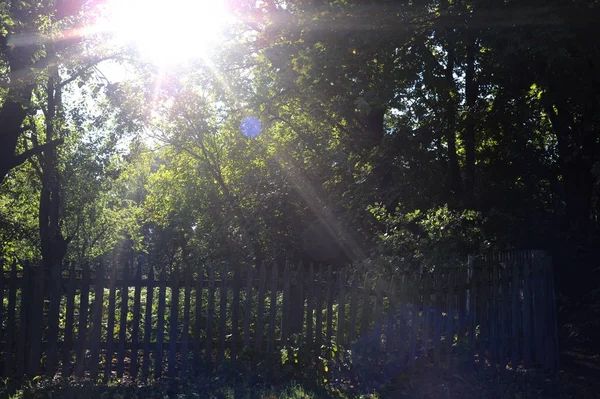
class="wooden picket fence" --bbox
[0,250,558,380]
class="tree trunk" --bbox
[444,37,461,201]
[464,35,478,208]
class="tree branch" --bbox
[11,139,64,170]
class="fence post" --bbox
[217,264,227,366]
[305,263,315,344]
[194,266,204,369]
[243,263,253,351]
[522,257,533,369]
[168,266,180,377]
[181,266,191,376]
[511,260,520,369]
[267,263,278,357]
[347,272,358,344]
[282,262,291,342]
[446,269,455,368]
[205,265,215,367]
[105,260,117,380]
[337,269,346,346]
[117,260,129,378]
[16,262,30,376]
[325,265,334,344]
[231,264,241,366]
[254,263,266,361]
[155,267,167,378]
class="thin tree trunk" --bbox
[464,35,478,208]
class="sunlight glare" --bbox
[102,0,233,66]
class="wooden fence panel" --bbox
[231,265,241,365]
[337,269,346,346]
[16,264,30,376]
[347,274,358,344]
[28,264,45,376]
[64,264,77,378]
[45,262,62,377]
[511,260,520,368]
[522,259,533,368]
[217,265,227,366]
[205,265,215,366]
[255,263,266,360]
[282,263,290,342]
[325,265,334,344]
[267,264,277,356]
[194,267,204,367]
[314,265,323,345]
[243,264,252,350]
[305,263,315,344]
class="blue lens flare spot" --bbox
[240,116,262,138]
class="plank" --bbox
[168,266,180,378]
[314,265,324,345]
[296,261,305,336]
[397,276,406,368]
[243,263,253,350]
[254,263,266,360]
[89,262,105,379]
[348,273,358,343]
[194,267,204,367]
[231,265,241,365]
[282,262,290,342]
[433,272,443,366]
[446,270,455,367]
[325,265,334,343]
[45,261,63,377]
[360,273,371,340]
[27,263,45,376]
[16,263,30,376]
[267,263,278,356]
[75,264,90,377]
[467,256,476,356]
[3,261,17,376]
[410,274,419,370]
[385,277,395,354]
[305,263,315,344]
[501,258,510,366]
[490,263,498,365]
[217,264,227,366]
[141,266,155,380]
[522,258,533,369]
[130,259,142,378]
[105,261,117,380]
[373,276,384,356]
[155,267,167,378]
[511,260,519,369]
[117,261,129,378]
[205,265,215,366]
[181,266,192,377]
[422,273,431,363]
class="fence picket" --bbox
[296,261,305,336]
[155,268,167,378]
[194,267,204,367]
[385,278,395,354]
[16,263,30,376]
[267,263,277,356]
[325,265,334,343]
[27,264,45,376]
[46,262,62,377]
[511,260,520,369]
[89,262,105,379]
[254,263,266,360]
[217,265,227,366]
[75,264,90,377]
[348,273,358,344]
[3,262,17,376]
[522,258,533,368]
[314,265,323,345]
[231,265,241,365]
[337,269,346,346]
[282,262,290,342]
[181,266,192,377]
[131,260,142,379]
[168,267,180,378]
[446,270,455,367]
[142,266,155,380]
[243,264,253,350]
[205,265,215,366]
[305,263,315,344]
[117,261,129,378]
[105,260,117,379]
[433,272,443,365]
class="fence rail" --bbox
[0,250,559,380]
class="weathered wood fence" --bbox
[0,250,558,380]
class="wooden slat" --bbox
[141,266,155,380]
[348,273,358,343]
[181,266,192,377]
[28,264,45,376]
[168,267,180,378]
[511,260,520,369]
[456,267,467,351]
[63,264,76,377]
[3,261,17,376]
[117,261,129,378]
[194,267,204,367]
[16,263,30,376]
[75,264,90,377]
[373,276,384,356]
[446,270,455,367]
[243,264,253,350]
[467,257,476,356]
[205,265,215,366]
[410,275,419,370]
[397,276,406,368]
[130,260,142,378]
[155,268,167,378]
[433,272,443,366]
[217,265,227,366]
[422,273,431,363]
[360,274,371,339]
[490,263,498,365]
[296,261,305,336]
[385,277,395,355]
[305,263,314,344]
[89,262,105,379]
[522,258,533,369]
[231,265,241,365]
[314,265,323,345]
[501,258,510,366]
[267,263,277,356]
[325,265,334,343]
[254,263,266,360]
[105,261,117,380]
[281,262,290,342]
[45,262,62,377]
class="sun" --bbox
[99,0,233,66]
